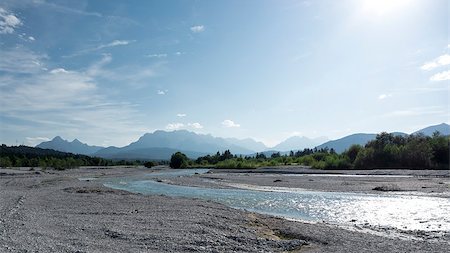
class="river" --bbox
[101,169,450,238]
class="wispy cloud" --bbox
[49,68,69,74]
[421,54,450,71]
[146,53,167,58]
[302,1,312,7]
[383,106,447,118]
[1,68,96,111]
[430,70,450,81]
[166,123,184,130]
[190,25,205,33]
[157,90,167,95]
[97,40,134,50]
[409,87,448,93]
[85,53,112,76]
[165,122,203,130]
[289,131,303,137]
[0,51,146,146]
[34,1,103,18]
[0,47,48,74]
[222,119,240,128]
[65,40,135,58]
[378,94,392,100]
[85,54,158,87]
[176,113,187,117]
[25,136,50,146]
[0,7,22,34]
[188,122,203,129]
[29,0,139,29]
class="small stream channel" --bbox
[101,169,450,238]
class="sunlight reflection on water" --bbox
[102,169,450,234]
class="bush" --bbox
[144,161,157,168]
[216,159,257,169]
[0,157,12,168]
[297,155,315,166]
[312,160,326,169]
[430,132,449,166]
[401,136,433,169]
[345,144,362,163]
[170,152,189,169]
[354,147,375,169]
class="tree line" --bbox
[0,145,163,170]
[170,132,449,170]
[2,131,448,170]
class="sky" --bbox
[0,0,448,148]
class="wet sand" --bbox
[1,166,449,252]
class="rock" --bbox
[372,184,401,191]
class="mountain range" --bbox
[94,130,261,160]
[273,136,328,152]
[413,123,450,136]
[315,132,408,153]
[34,123,449,160]
[316,123,449,153]
[36,136,103,155]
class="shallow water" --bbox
[102,169,450,234]
[285,174,414,178]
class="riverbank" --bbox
[1,166,449,252]
[169,166,450,198]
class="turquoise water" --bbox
[102,169,450,233]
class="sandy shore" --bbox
[1,166,449,252]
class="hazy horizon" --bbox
[20,122,449,150]
[0,0,448,147]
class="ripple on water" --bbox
[102,169,450,238]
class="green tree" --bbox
[170,152,189,169]
[271,152,281,158]
[401,135,433,169]
[430,131,449,166]
[354,147,375,169]
[0,157,12,168]
[144,161,157,168]
[345,144,362,164]
[29,158,39,168]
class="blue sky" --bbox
[0,0,448,147]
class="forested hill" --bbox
[0,145,110,169]
[2,144,86,158]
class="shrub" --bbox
[144,161,157,168]
[216,159,256,169]
[169,152,189,169]
[298,155,315,166]
[345,144,362,163]
[312,160,326,169]
[0,157,12,168]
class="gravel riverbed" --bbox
[1,166,448,252]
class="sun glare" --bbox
[361,0,412,16]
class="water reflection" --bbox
[102,169,450,234]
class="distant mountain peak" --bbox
[36,136,103,155]
[52,136,63,141]
[94,129,268,160]
[413,123,450,136]
[315,133,377,153]
[72,139,82,144]
[272,136,328,151]
[315,123,449,154]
